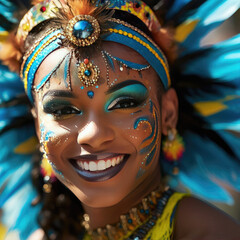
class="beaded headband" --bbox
[19,0,170,102]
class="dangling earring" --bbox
[162,128,185,174]
[40,154,56,193]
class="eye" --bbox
[107,97,141,111]
[52,106,81,117]
[43,100,82,120]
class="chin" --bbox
[72,186,128,208]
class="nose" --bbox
[77,120,115,150]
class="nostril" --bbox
[77,121,115,148]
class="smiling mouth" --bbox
[69,154,129,182]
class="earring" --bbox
[162,128,184,174]
[41,155,56,193]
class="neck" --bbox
[82,168,162,229]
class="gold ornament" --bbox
[65,15,100,47]
[78,58,100,87]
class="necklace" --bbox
[82,187,174,240]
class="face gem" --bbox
[84,58,89,64]
[73,20,94,39]
[84,69,92,77]
[87,91,94,99]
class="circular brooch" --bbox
[65,15,100,47]
[78,58,100,87]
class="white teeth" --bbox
[98,160,106,171]
[89,162,97,171]
[106,160,111,168]
[77,155,125,172]
[112,158,116,167]
[84,162,89,171]
[77,161,83,169]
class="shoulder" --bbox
[27,229,44,240]
[173,196,240,240]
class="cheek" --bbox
[131,101,161,178]
[39,120,75,183]
[39,119,72,163]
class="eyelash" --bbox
[43,105,81,119]
[107,97,143,111]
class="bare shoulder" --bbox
[27,229,44,240]
[173,196,240,240]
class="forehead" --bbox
[34,42,149,85]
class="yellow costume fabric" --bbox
[83,192,188,240]
[144,192,187,240]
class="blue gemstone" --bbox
[84,69,91,76]
[128,219,133,224]
[87,91,94,99]
[73,20,94,39]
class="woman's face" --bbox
[33,42,177,208]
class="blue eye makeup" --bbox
[105,82,148,111]
[43,99,82,119]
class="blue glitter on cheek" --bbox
[48,160,65,178]
[45,130,55,141]
[136,168,146,179]
[145,146,157,166]
[149,99,153,113]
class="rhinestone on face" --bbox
[84,69,91,77]
[73,20,94,39]
[78,61,100,87]
[87,91,94,99]
[84,58,89,64]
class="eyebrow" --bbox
[42,90,76,101]
[106,80,145,95]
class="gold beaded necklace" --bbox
[82,186,174,240]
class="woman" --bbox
[0,0,240,239]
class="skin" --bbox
[30,42,240,239]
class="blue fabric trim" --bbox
[102,24,169,89]
[27,41,61,102]
[22,29,63,102]
[112,55,149,70]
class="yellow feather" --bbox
[14,136,38,154]
[194,101,227,117]
[0,222,7,240]
[0,31,8,43]
[175,19,199,42]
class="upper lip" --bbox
[70,153,124,161]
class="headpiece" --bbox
[18,0,170,102]
[1,0,240,239]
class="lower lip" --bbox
[70,155,129,182]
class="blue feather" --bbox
[177,0,240,55]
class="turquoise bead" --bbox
[87,91,94,99]
[73,20,93,39]
[84,69,91,76]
